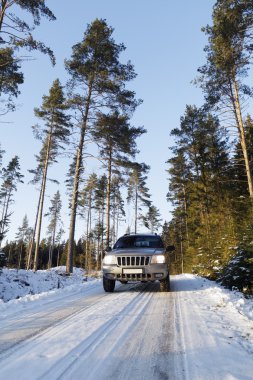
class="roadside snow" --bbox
[176,274,253,321]
[174,274,253,379]
[0,267,100,314]
[0,269,252,324]
[0,273,252,379]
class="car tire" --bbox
[159,275,170,292]
[103,276,115,292]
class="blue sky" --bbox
[1,0,215,242]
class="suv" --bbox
[102,233,175,293]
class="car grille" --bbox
[117,256,151,267]
[117,273,152,280]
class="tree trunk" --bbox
[0,192,7,241]
[57,246,60,267]
[0,189,11,248]
[48,223,56,270]
[26,187,42,270]
[232,79,253,197]
[105,148,112,250]
[101,203,105,262]
[66,82,93,274]
[116,206,120,242]
[33,126,53,271]
[96,208,101,271]
[85,195,91,271]
[134,185,138,234]
[18,243,23,270]
[0,1,8,32]
[182,184,190,248]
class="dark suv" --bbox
[102,233,174,292]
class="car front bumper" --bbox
[103,264,168,282]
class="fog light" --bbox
[155,273,163,278]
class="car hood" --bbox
[112,248,164,255]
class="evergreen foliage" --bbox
[127,162,151,233]
[141,205,162,234]
[0,156,24,245]
[164,0,253,293]
[29,79,70,271]
[218,245,253,294]
[0,0,56,112]
[65,19,142,273]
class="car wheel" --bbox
[103,276,116,292]
[159,275,170,292]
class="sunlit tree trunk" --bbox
[66,83,93,274]
[33,124,53,271]
[105,148,112,250]
[232,78,253,197]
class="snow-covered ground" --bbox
[0,270,252,379]
[0,266,97,302]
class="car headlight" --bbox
[151,255,166,264]
[103,255,117,265]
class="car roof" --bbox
[119,233,160,238]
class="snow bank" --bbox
[0,266,100,307]
[176,273,253,321]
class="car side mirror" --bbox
[166,245,175,252]
[106,246,112,252]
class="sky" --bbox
[1,0,215,243]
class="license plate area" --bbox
[123,268,143,274]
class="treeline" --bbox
[163,0,253,294]
[0,3,162,272]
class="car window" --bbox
[113,235,164,249]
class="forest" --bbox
[163,0,253,294]
[0,1,252,295]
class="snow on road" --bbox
[0,274,252,380]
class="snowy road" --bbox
[0,275,253,380]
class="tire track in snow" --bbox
[38,284,157,380]
[0,282,151,376]
[0,281,144,358]
[172,276,253,380]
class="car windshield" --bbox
[113,235,164,249]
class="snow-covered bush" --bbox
[218,246,253,295]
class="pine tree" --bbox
[197,0,253,197]
[127,162,151,233]
[55,228,65,267]
[92,111,145,249]
[30,79,70,271]
[15,215,32,269]
[141,205,162,234]
[166,105,234,276]
[80,173,97,271]
[93,175,107,264]
[0,48,23,114]
[111,176,126,244]
[0,1,56,113]
[65,19,141,273]
[45,191,63,269]
[0,143,5,173]
[0,156,23,245]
